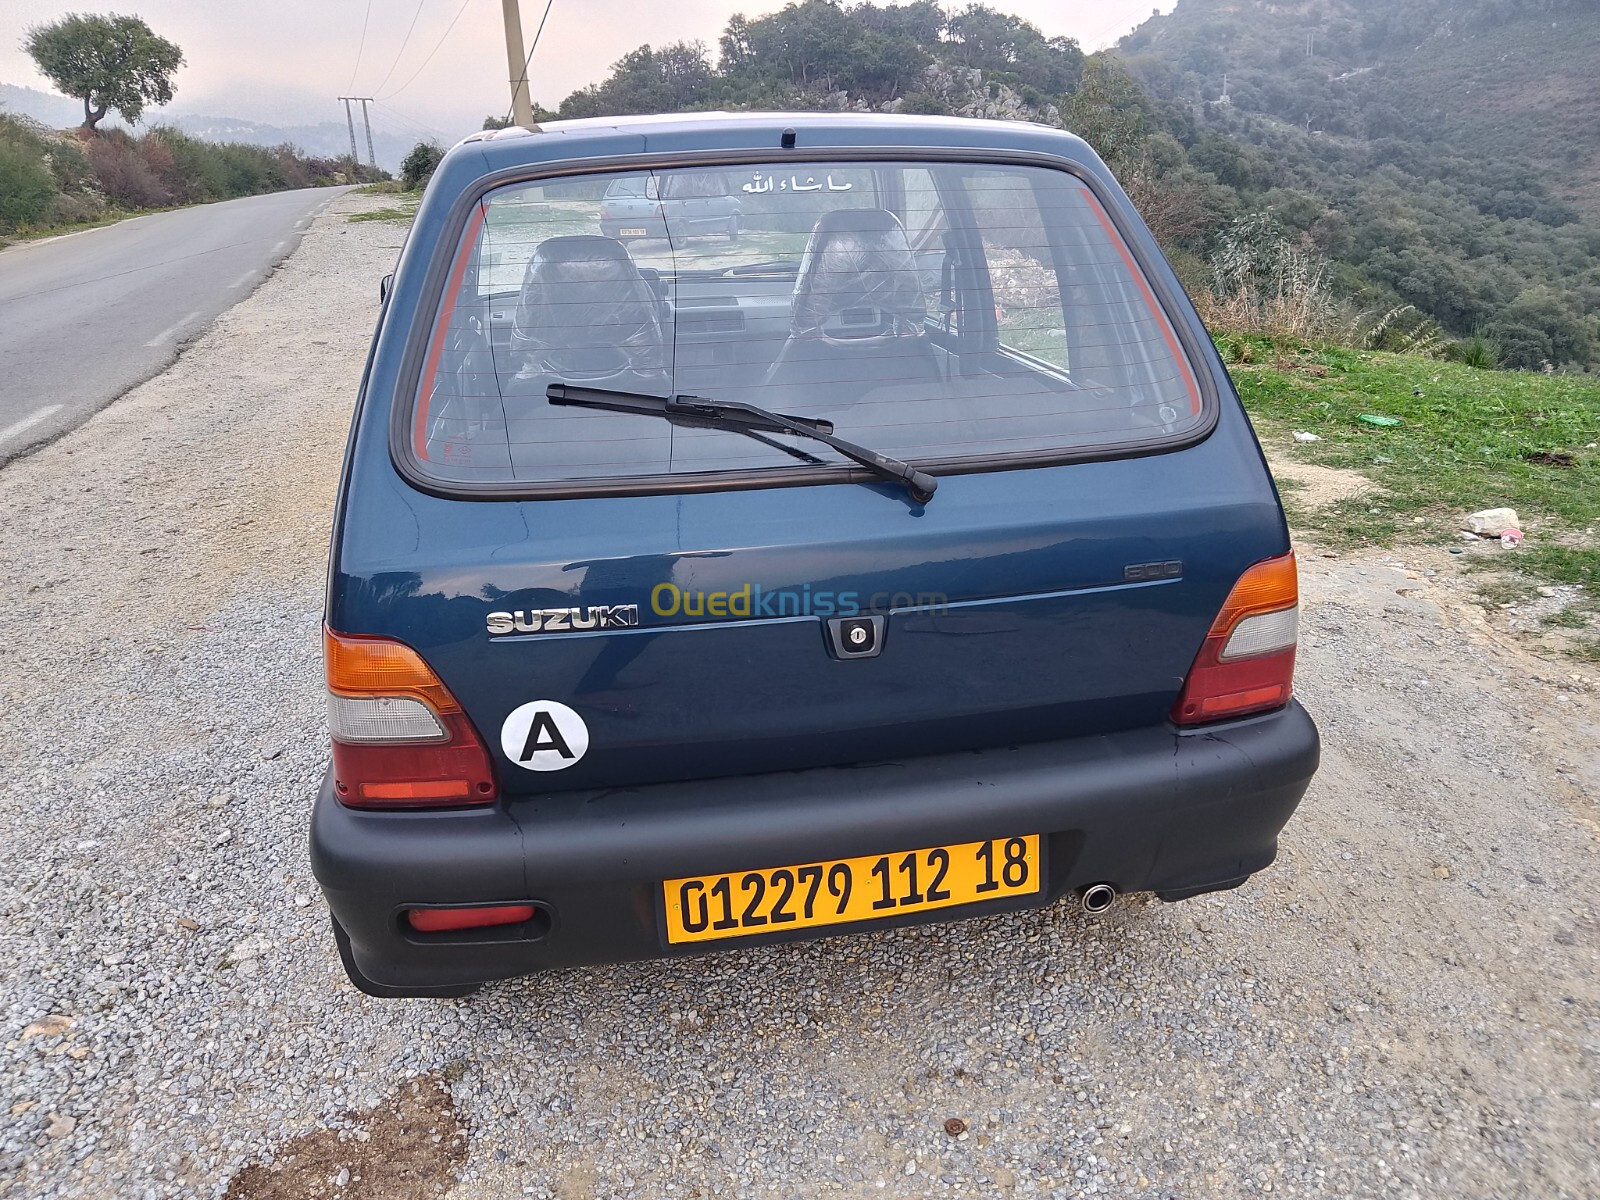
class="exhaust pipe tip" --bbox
[1078,883,1118,915]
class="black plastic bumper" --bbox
[311,702,1318,989]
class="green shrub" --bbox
[0,116,64,231]
[146,126,228,201]
[400,141,444,191]
[1456,330,1501,369]
[0,139,58,229]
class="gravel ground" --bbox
[1,190,1596,1200]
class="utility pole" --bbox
[338,97,359,164]
[358,98,378,166]
[500,0,536,128]
[338,96,378,168]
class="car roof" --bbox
[437,111,1106,192]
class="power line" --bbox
[370,0,429,98]
[1082,0,1164,50]
[346,0,374,92]
[503,0,554,124]
[380,0,475,100]
[371,97,451,141]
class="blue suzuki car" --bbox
[313,112,1319,997]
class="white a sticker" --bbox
[500,701,589,772]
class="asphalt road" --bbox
[0,187,348,466]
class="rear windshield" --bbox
[406,158,1206,490]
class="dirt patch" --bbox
[1268,456,1378,509]
[223,1075,467,1200]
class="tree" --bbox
[400,142,444,191]
[559,42,714,119]
[25,13,184,132]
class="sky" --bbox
[0,0,1176,141]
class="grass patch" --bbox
[1516,544,1600,590]
[1541,609,1591,630]
[1569,638,1600,663]
[1470,572,1542,606]
[1233,339,1600,540]
[348,205,417,223]
[1231,339,1600,657]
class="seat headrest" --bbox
[525,234,639,267]
[510,235,665,379]
[792,208,927,336]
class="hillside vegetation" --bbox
[547,0,1600,372]
[0,113,381,240]
[1118,0,1600,368]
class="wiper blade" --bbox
[546,384,937,504]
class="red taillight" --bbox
[1172,553,1299,726]
[325,628,498,809]
[407,905,535,932]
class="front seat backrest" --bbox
[763,209,940,396]
[510,235,667,381]
[790,208,928,337]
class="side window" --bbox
[966,170,1069,369]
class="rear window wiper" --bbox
[546,384,937,504]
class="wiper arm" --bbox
[546,384,937,504]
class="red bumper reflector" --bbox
[359,779,472,802]
[407,905,535,933]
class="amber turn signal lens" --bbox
[1203,551,1298,636]
[324,628,462,714]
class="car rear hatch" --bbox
[331,412,1287,795]
[332,137,1293,797]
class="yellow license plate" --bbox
[619,227,649,237]
[662,835,1042,945]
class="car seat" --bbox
[763,209,941,396]
[509,235,668,384]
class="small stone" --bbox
[23,1015,73,1039]
[1462,508,1519,537]
[208,791,232,809]
[44,1113,76,1138]
[177,916,199,931]
[1433,864,1451,880]
[335,1167,351,1187]
[68,1047,90,1061]
[10,1100,37,1116]
[1292,431,1321,443]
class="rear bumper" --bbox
[311,702,1318,989]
